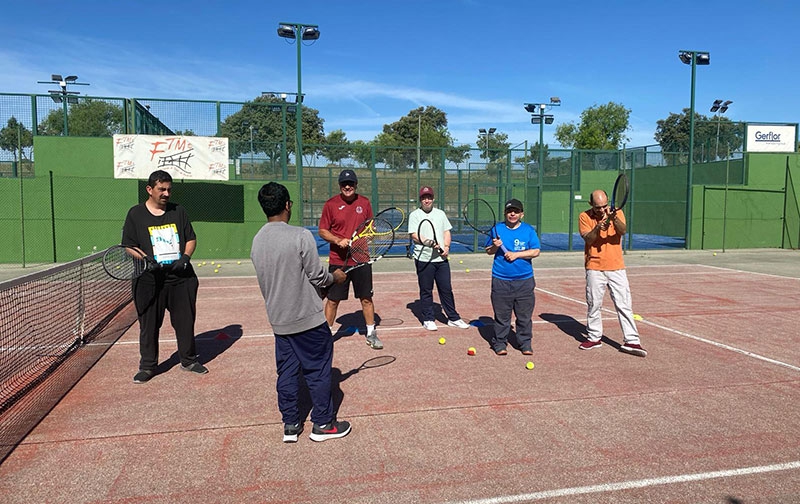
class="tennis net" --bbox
[0,250,135,463]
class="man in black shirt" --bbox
[122,170,207,383]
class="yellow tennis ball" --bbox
[237,261,241,265]
[633,314,643,321]
[526,361,534,370]
[713,252,717,256]
[202,261,207,266]
[459,260,463,264]
[214,269,219,273]
[438,337,446,345]
[465,269,470,273]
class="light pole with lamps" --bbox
[262,91,301,178]
[478,128,497,208]
[524,97,561,235]
[37,74,89,136]
[478,127,496,161]
[678,50,710,249]
[710,99,732,161]
[277,22,320,224]
[249,124,257,174]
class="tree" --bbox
[0,117,33,161]
[218,94,325,170]
[475,130,510,176]
[350,139,375,167]
[446,144,471,170]
[372,106,455,171]
[38,99,124,137]
[655,108,742,161]
[321,129,351,166]
[554,102,631,150]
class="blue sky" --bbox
[2,0,798,149]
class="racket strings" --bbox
[463,200,497,235]
[376,208,405,231]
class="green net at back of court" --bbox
[0,251,135,463]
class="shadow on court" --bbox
[539,312,622,349]
[332,311,385,342]
[154,323,243,376]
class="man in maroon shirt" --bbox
[318,170,383,350]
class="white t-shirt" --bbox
[408,207,452,263]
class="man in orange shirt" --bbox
[577,189,647,357]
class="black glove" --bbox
[170,254,191,272]
[143,256,162,272]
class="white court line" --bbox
[444,460,800,504]
[102,327,421,347]
[538,286,800,373]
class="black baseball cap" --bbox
[338,169,358,184]
[505,198,524,212]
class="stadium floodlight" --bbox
[677,50,710,248]
[524,97,561,234]
[277,22,320,223]
[711,99,733,161]
[37,74,90,136]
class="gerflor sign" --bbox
[745,124,797,153]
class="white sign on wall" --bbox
[745,124,797,153]
[113,134,229,180]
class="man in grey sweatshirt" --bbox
[251,182,351,443]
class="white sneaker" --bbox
[447,319,471,329]
[423,321,438,331]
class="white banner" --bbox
[745,124,797,153]
[113,134,229,180]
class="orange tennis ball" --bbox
[467,347,476,356]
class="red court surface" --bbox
[1,250,800,503]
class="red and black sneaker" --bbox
[620,343,647,357]
[579,340,602,351]
[309,420,352,442]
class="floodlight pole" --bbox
[37,74,89,136]
[249,125,255,173]
[524,98,560,234]
[679,50,710,249]
[278,22,320,225]
[711,100,732,161]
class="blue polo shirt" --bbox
[485,221,541,281]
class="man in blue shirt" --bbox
[485,199,541,356]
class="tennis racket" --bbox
[462,198,510,254]
[102,245,159,280]
[416,218,443,264]
[340,355,396,380]
[375,206,406,232]
[342,217,395,273]
[605,173,629,224]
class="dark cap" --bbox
[419,186,434,198]
[338,169,358,184]
[505,198,524,212]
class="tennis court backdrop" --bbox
[1,93,799,264]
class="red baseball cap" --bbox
[419,186,434,198]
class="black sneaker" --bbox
[309,420,352,442]
[180,362,209,374]
[133,369,154,384]
[283,423,303,443]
